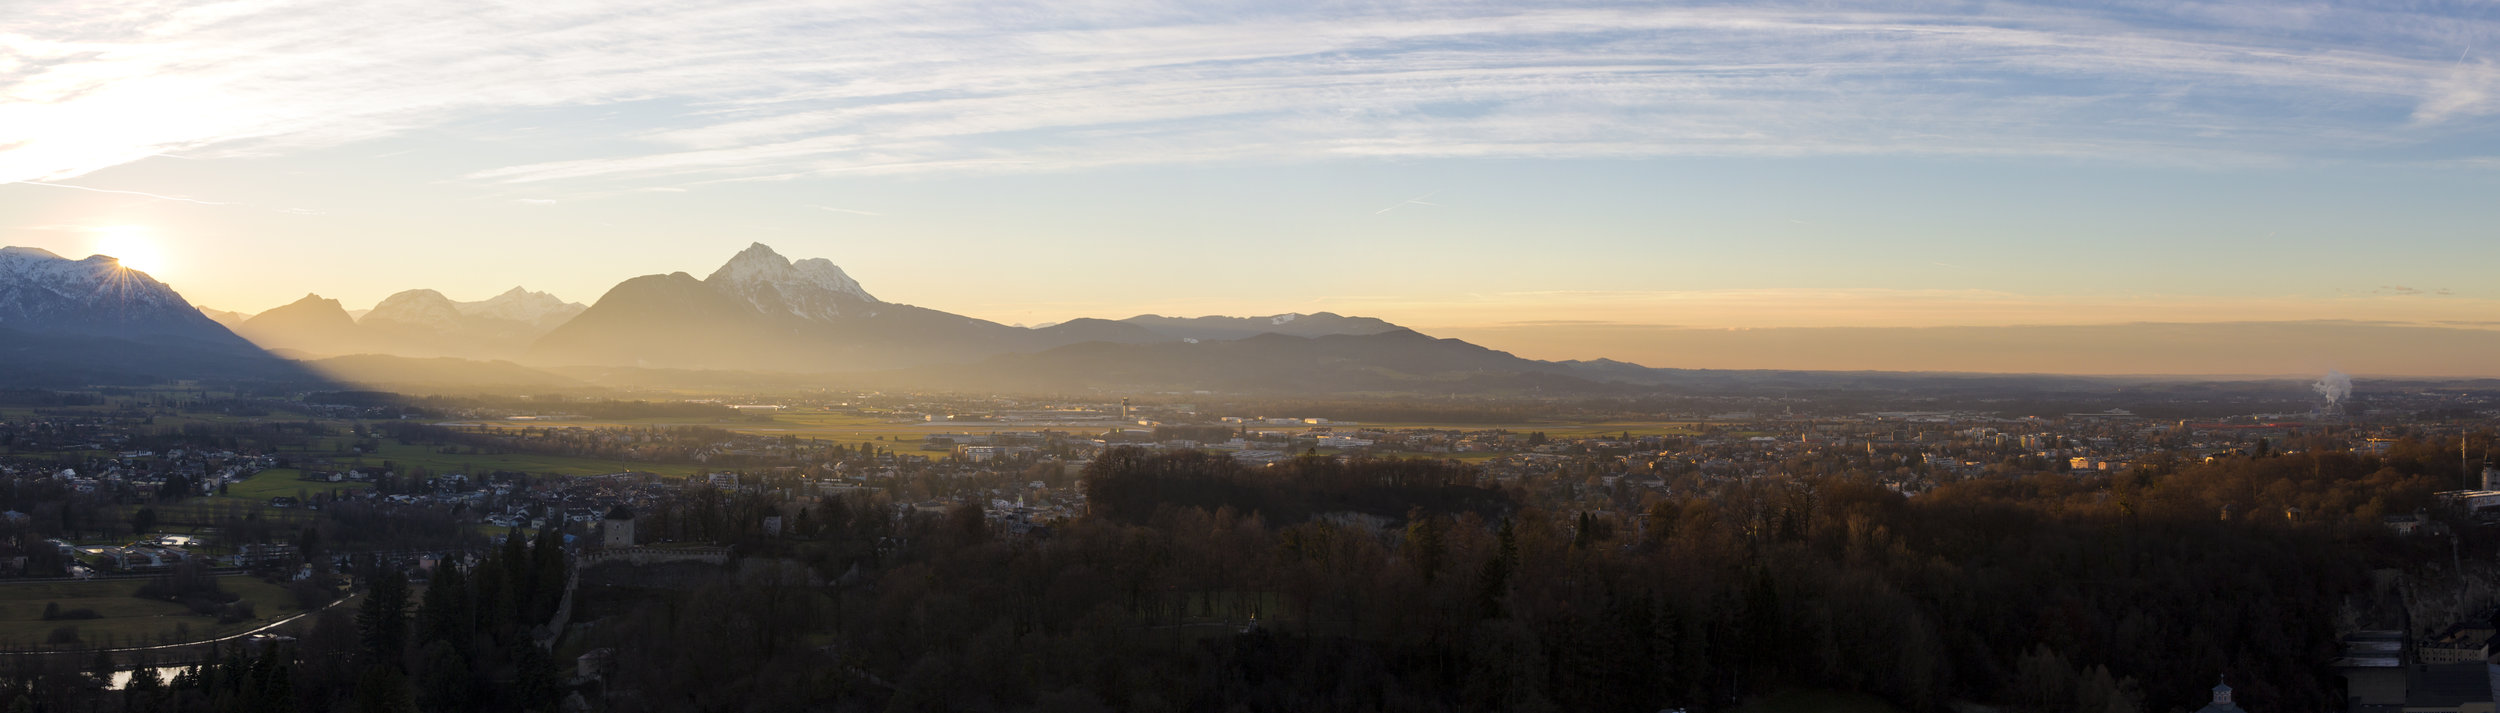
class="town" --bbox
[1,382,2496,711]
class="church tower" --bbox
[2194,676,2247,713]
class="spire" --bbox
[2212,676,2232,705]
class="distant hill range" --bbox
[1116,312,1404,341]
[888,329,1619,395]
[527,243,1408,374]
[229,287,585,360]
[0,247,320,386]
[17,241,2397,398]
[151,242,1514,393]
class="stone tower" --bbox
[601,505,636,549]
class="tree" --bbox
[410,641,469,713]
[356,569,410,670]
[1478,519,1517,619]
[1403,508,1447,583]
[131,506,158,536]
[126,662,165,711]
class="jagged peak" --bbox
[705,242,877,307]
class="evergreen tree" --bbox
[410,641,469,713]
[356,570,411,670]
[1478,519,1517,619]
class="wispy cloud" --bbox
[1373,192,1440,214]
[4,180,227,205]
[4,1,2498,186]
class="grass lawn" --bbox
[0,576,303,649]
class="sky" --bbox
[5,0,2500,375]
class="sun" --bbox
[90,226,169,275]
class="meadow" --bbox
[0,576,300,649]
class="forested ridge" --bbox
[18,441,2466,712]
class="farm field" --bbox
[433,411,1115,457]
[277,438,706,478]
[0,575,301,649]
[1340,420,1712,437]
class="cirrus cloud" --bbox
[3,0,2498,188]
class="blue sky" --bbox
[4,0,2499,372]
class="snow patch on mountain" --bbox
[703,242,878,321]
[0,246,199,331]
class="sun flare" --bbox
[90,226,167,275]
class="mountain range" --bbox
[0,241,1600,394]
[234,287,585,360]
[524,243,1422,375]
[6,241,2442,398]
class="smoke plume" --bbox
[2313,370,2353,411]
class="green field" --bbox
[440,412,1006,460]
[0,576,302,648]
[282,438,706,478]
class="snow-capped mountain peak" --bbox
[0,245,223,337]
[703,242,878,321]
